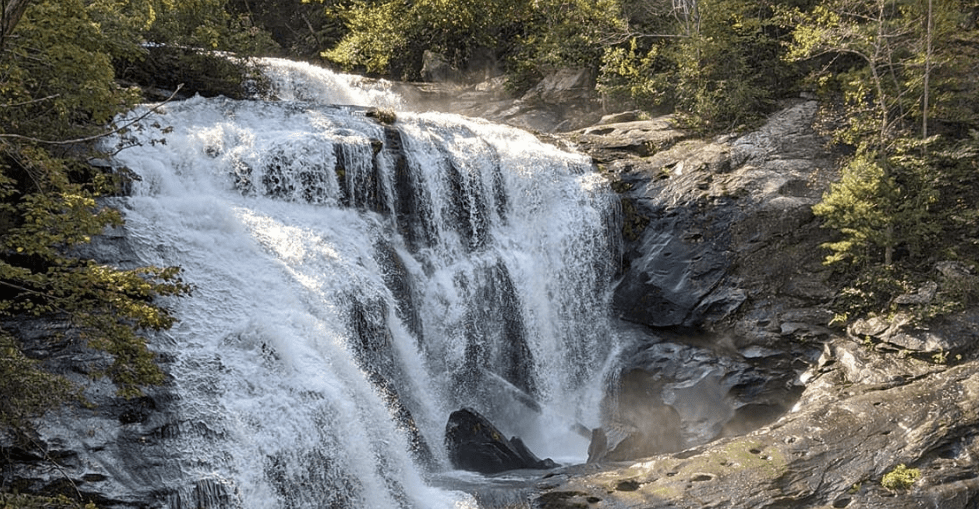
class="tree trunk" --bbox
[1,0,32,50]
[922,0,932,142]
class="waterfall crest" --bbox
[109,58,620,508]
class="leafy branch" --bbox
[0,84,183,146]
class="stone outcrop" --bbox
[508,98,979,508]
[572,100,836,338]
[0,317,185,508]
[445,408,557,474]
[531,342,979,509]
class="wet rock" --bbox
[0,316,181,508]
[589,335,805,462]
[445,408,557,474]
[534,354,979,509]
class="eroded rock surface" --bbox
[572,100,836,337]
[590,334,806,463]
[532,347,979,509]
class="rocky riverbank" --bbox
[493,76,979,508]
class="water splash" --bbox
[110,59,620,508]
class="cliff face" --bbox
[526,99,979,508]
[1,227,188,508]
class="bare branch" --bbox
[0,93,60,108]
[0,85,183,146]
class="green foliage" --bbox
[0,142,191,400]
[830,264,909,319]
[0,330,72,430]
[791,0,979,323]
[0,0,143,141]
[0,0,192,433]
[321,0,625,83]
[813,145,939,267]
[599,0,799,130]
[670,0,793,130]
[144,0,279,53]
[0,493,98,509]
[503,0,626,90]
[597,38,667,111]
[881,463,920,491]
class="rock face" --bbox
[519,100,979,508]
[589,332,805,463]
[0,223,224,509]
[0,317,185,508]
[561,101,837,466]
[445,408,557,474]
[573,100,836,336]
[532,341,979,509]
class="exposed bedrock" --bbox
[573,100,837,335]
[533,342,979,509]
[525,97,979,508]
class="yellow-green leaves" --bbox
[0,143,190,405]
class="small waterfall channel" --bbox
[108,58,622,508]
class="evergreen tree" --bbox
[787,0,967,266]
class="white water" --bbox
[109,59,621,508]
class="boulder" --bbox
[445,408,557,474]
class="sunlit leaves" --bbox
[321,0,626,82]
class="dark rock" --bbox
[572,101,835,335]
[589,334,804,462]
[421,50,460,83]
[445,408,557,474]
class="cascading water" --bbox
[108,58,621,508]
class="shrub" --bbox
[881,464,920,491]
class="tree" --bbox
[0,0,31,49]
[599,0,801,129]
[320,0,625,84]
[787,0,965,267]
[0,0,190,435]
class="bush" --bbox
[881,464,920,491]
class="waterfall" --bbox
[108,58,621,508]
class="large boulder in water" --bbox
[445,408,557,474]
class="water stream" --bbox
[109,58,621,508]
